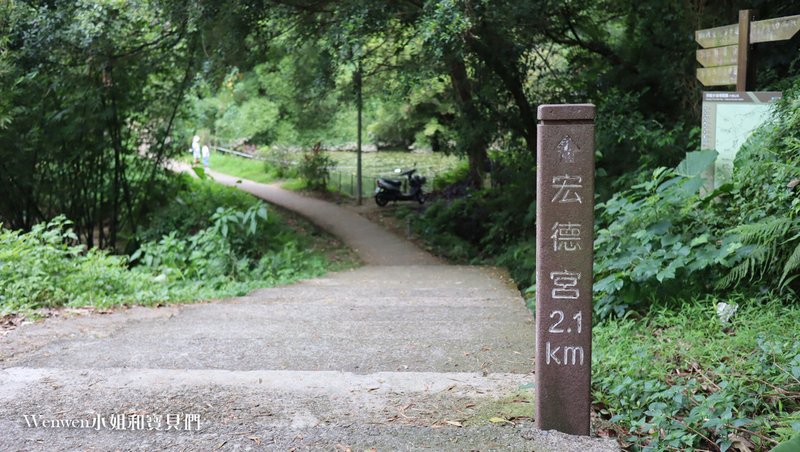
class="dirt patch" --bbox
[1,307,120,336]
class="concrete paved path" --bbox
[0,168,617,450]
[208,168,439,266]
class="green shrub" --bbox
[592,156,741,317]
[410,150,537,277]
[432,159,470,191]
[0,217,158,312]
[131,203,269,282]
[1,179,349,314]
[593,79,800,316]
[717,83,800,291]
[138,175,258,243]
[298,143,334,190]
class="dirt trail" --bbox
[0,167,617,450]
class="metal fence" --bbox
[327,169,382,199]
[211,145,265,160]
[327,167,440,200]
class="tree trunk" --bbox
[465,30,536,155]
[447,56,489,189]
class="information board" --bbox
[701,91,781,188]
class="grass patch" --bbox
[208,153,278,184]
[593,296,800,450]
[281,178,308,191]
[201,149,462,197]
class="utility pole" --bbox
[356,58,363,205]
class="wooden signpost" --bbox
[535,104,595,436]
[695,11,800,90]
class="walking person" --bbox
[191,135,201,166]
[202,144,210,170]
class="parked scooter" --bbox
[374,168,426,206]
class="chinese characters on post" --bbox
[535,104,595,436]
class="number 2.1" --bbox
[548,310,565,333]
[548,310,582,334]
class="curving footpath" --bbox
[0,166,618,451]
[207,168,439,266]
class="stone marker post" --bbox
[535,104,595,436]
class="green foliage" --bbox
[0,0,206,246]
[717,82,800,291]
[594,297,800,450]
[298,144,334,191]
[196,68,282,144]
[595,89,695,193]
[187,36,346,148]
[0,1,17,130]
[719,217,798,289]
[216,97,281,144]
[1,179,350,314]
[774,432,800,452]
[206,152,281,184]
[431,160,470,191]
[592,81,800,316]
[138,176,259,243]
[592,160,736,317]
[409,150,538,285]
[0,216,157,312]
[367,73,456,150]
[132,202,274,284]
[410,198,482,263]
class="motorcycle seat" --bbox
[379,178,402,187]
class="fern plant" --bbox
[781,237,800,288]
[718,78,800,291]
[718,216,799,289]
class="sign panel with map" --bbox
[701,91,782,188]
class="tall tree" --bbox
[0,1,202,246]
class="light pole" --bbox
[355,58,363,205]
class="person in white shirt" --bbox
[191,135,201,166]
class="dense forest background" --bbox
[1,0,799,307]
[1,0,797,241]
[0,0,800,315]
